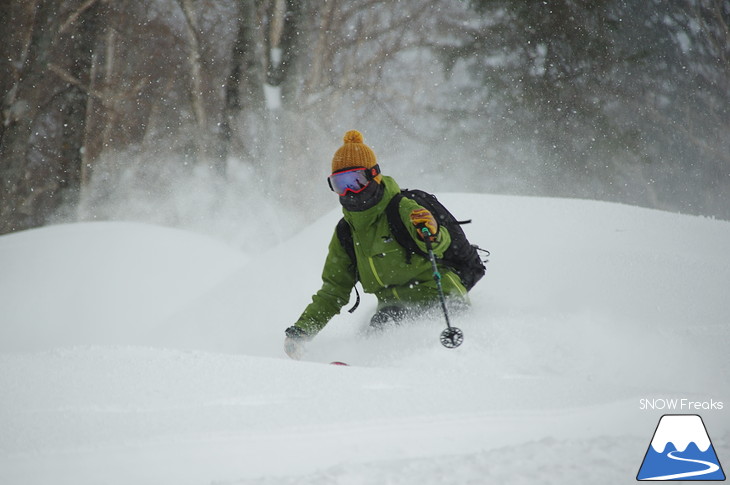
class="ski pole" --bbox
[420,226,464,349]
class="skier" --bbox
[284,130,470,359]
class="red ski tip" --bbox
[329,361,349,366]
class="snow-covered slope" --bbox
[1,194,728,485]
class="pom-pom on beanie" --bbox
[331,130,381,182]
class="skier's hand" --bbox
[410,208,438,241]
[284,326,311,360]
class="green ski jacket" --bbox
[294,176,468,335]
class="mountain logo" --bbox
[637,414,726,481]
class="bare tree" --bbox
[1,0,63,233]
[0,0,111,233]
[267,0,303,107]
[177,0,211,163]
[219,0,265,169]
[55,0,110,213]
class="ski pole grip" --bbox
[420,226,438,253]
[419,225,432,241]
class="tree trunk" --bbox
[266,0,303,108]
[178,0,210,164]
[57,0,108,214]
[0,0,60,233]
[219,0,265,167]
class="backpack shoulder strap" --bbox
[335,217,360,313]
[336,217,356,264]
[385,191,426,263]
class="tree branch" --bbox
[60,0,101,34]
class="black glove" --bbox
[285,326,310,340]
[284,326,311,359]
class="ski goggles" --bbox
[327,165,381,196]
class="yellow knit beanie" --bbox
[331,130,381,182]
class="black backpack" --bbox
[336,189,487,311]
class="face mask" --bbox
[338,178,384,212]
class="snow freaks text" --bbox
[639,399,724,411]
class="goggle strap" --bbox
[332,164,380,180]
[368,164,381,180]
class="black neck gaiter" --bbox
[339,180,384,212]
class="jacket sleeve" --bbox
[293,227,357,335]
[397,197,452,258]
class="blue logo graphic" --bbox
[637,414,725,481]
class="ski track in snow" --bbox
[1,195,729,485]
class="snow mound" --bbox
[0,222,247,352]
